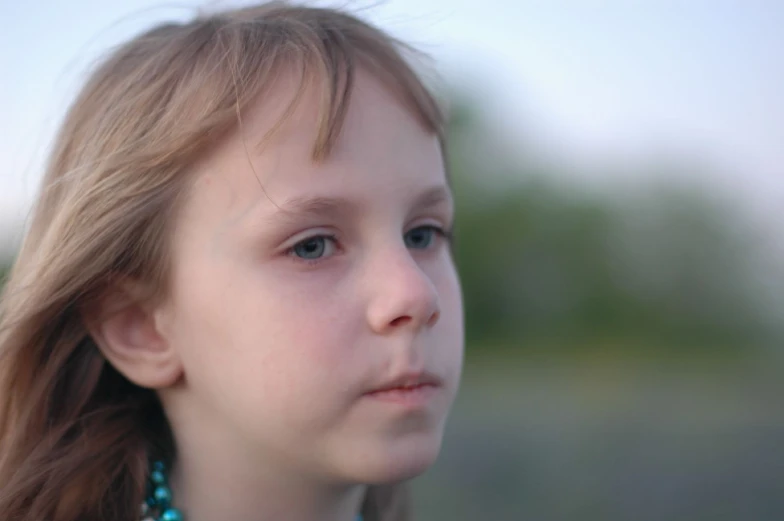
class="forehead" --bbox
[185,68,446,219]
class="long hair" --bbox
[0,3,444,520]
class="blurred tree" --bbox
[444,93,775,353]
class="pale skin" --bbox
[91,70,464,521]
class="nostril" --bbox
[427,310,440,327]
[390,316,411,327]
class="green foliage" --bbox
[445,96,775,353]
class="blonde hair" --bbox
[0,3,444,520]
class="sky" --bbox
[1,0,783,251]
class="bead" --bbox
[152,461,166,472]
[153,485,172,506]
[161,508,184,521]
[150,469,167,485]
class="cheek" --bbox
[438,259,463,316]
[167,261,361,410]
[427,254,463,323]
[431,260,465,381]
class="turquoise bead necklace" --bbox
[141,460,363,521]
[140,461,183,521]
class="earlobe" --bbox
[85,285,183,389]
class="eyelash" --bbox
[285,225,453,267]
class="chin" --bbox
[348,428,446,484]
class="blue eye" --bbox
[405,226,442,249]
[292,236,335,260]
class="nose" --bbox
[365,248,441,335]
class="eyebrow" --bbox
[266,185,453,224]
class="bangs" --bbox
[175,4,445,164]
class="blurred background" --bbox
[2,1,783,519]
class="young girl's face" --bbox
[156,70,463,484]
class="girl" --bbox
[0,3,464,521]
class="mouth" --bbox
[366,370,443,394]
[364,371,443,407]
[364,382,439,407]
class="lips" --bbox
[367,370,443,393]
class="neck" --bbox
[161,378,367,521]
[167,449,366,521]
[160,389,367,521]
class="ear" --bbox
[85,282,183,389]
